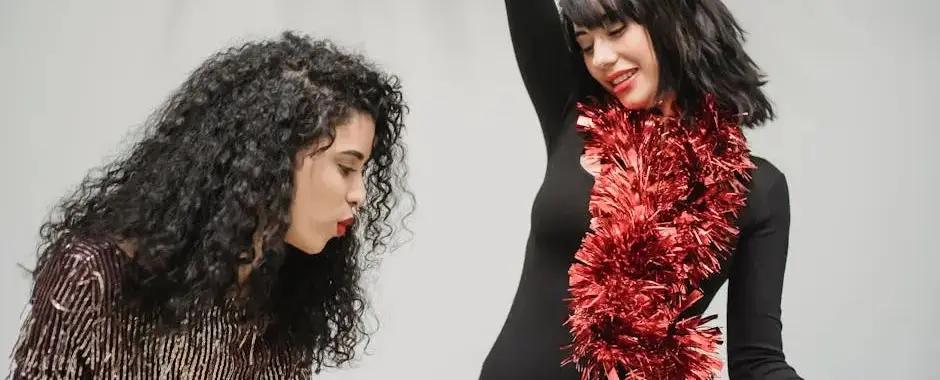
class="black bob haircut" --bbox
[558,0,774,127]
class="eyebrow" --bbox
[338,150,366,160]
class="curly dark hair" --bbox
[558,0,775,127]
[29,31,412,371]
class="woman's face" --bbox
[285,110,375,254]
[574,19,661,109]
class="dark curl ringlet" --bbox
[28,30,413,372]
[559,0,775,127]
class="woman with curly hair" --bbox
[479,0,802,379]
[8,31,410,380]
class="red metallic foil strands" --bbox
[564,96,754,380]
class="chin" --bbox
[304,241,327,255]
[616,96,644,110]
[616,92,656,110]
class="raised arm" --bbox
[726,167,803,380]
[504,0,575,145]
[9,241,106,380]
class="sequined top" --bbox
[8,238,315,380]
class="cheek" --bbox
[638,61,660,100]
[291,190,318,224]
[296,164,349,217]
[618,42,659,96]
[291,164,322,220]
[638,48,658,79]
[612,28,655,68]
[629,39,658,80]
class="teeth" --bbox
[612,70,635,85]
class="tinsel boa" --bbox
[564,95,754,380]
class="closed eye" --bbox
[338,164,357,176]
[577,24,626,54]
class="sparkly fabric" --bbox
[563,97,752,380]
[8,238,314,380]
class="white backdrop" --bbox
[1,0,938,379]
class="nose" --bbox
[591,40,617,68]
[347,176,366,210]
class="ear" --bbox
[295,144,317,161]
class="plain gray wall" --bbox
[1,0,937,379]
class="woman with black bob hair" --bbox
[479,0,802,379]
[9,31,411,380]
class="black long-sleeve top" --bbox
[477,1,803,379]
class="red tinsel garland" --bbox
[564,96,754,380]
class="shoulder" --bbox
[746,155,787,197]
[31,236,127,313]
[41,236,127,277]
[741,155,790,228]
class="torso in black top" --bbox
[477,1,803,379]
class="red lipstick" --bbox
[607,68,638,94]
[336,217,354,236]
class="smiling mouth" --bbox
[609,68,638,86]
[605,68,639,94]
